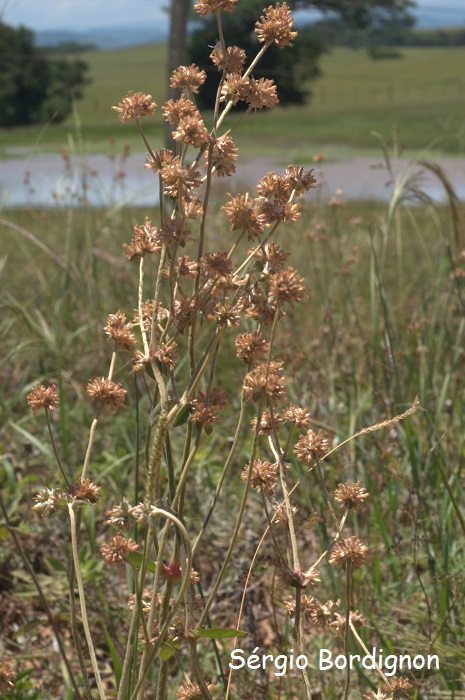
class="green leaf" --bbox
[127,551,156,573]
[160,639,183,661]
[193,628,247,639]
[173,403,191,427]
[103,624,122,687]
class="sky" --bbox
[1,0,464,32]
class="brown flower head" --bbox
[101,534,139,566]
[87,378,126,411]
[285,165,317,195]
[208,299,242,327]
[32,487,68,517]
[200,250,233,278]
[0,663,16,693]
[269,267,307,305]
[242,459,277,496]
[303,595,340,627]
[112,91,156,122]
[235,331,269,365]
[330,610,366,633]
[260,198,301,224]
[279,565,321,589]
[194,0,237,15]
[176,255,198,278]
[220,73,249,106]
[255,2,297,47]
[160,158,202,198]
[158,217,193,247]
[206,134,238,177]
[173,114,210,149]
[104,310,137,351]
[170,64,207,93]
[176,680,211,700]
[293,429,329,467]
[384,678,413,699]
[123,219,160,261]
[240,77,279,110]
[162,95,198,124]
[329,536,368,570]
[253,242,289,273]
[243,359,286,405]
[363,691,389,700]
[70,477,101,504]
[282,403,311,428]
[251,409,281,436]
[222,192,265,240]
[145,148,174,173]
[106,499,136,530]
[210,44,246,73]
[153,341,178,368]
[272,501,297,524]
[27,383,59,415]
[190,388,226,428]
[334,481,369,511]
[257,172,291,202]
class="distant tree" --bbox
[0,21,89,127]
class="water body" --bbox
[1,152,464,208]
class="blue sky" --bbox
[1,0,464,31]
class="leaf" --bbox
[160,639,183,661]
[103,624,122,687]
[173,403,191,427]
[127,551,156,573]
[193,628,247,639]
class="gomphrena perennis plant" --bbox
[23,2,418,699]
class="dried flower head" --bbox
[153,341,178,368]
[27,383,59,414]
[176,255,199,278]
[220,73,249,106]
[384,678,413,699]
[87,378,126,411]
[269,267,307,305]
[207,134,238,177]
[329,536,368,570]
[123,219,160,261]
[173,114,210,149]
[285,165,317,195]
[194,0,237,15]
[0,662,16,692]
[242,459,277,496]
[334,482,369,510]
[104,311,137,351]
[293,429,329,467]
[243,360,286,405]
[363,691,389,700]
[255,2,297,48]
[176,680,214,700]
[70,477,101,504]
[272,501,297,524]
[145,148,174,173]
[240,77,279,110]
[282,403,311,428]
[106,499,136,530]
[235,332,269,365]
[112,91,157,122]
[260,198,301,224]
[279,565,321,589]
[101,534,139,566]
[257,172,291,201]
[253,242,289,272]
[170,64,207,94]
[200,250,233,278]
[162,95,198,124]
[210,44,246,73]
[190,388,226,428]
[330,610,366,633]
[32,487,68,517]
[222,192,265,240]
[251,409,281,436]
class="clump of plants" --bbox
[2,2,420,698]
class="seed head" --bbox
[334,481,369,510]
[240,77,279,110]
[243,360,286,405]
[194,0,237,15]
[285,165,317,195]
[210,44,246,73]
[235,332,269,365]
[32,487,68,517]
[384,678,413,699]
[104,311,137,351]
[222,192,265,240]
[242,459,277,496]
[255,2,297,48]
[70,477,101,504]
[251,409,281,436]
[27,383,59,415]
[269,267,307,305]
[329,536,368,571]
[294,429,329,467]
[112,91,156,122]
[101,534,139,566]
[87,378,126,411]
[123,219,160,261]
[162,95,197,124]
[282,403,311,428]
[173,114,209,149]
[207,134,238,177]
[176,680,214,700]
[170,64,207,94]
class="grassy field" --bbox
[1,44,465,156]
